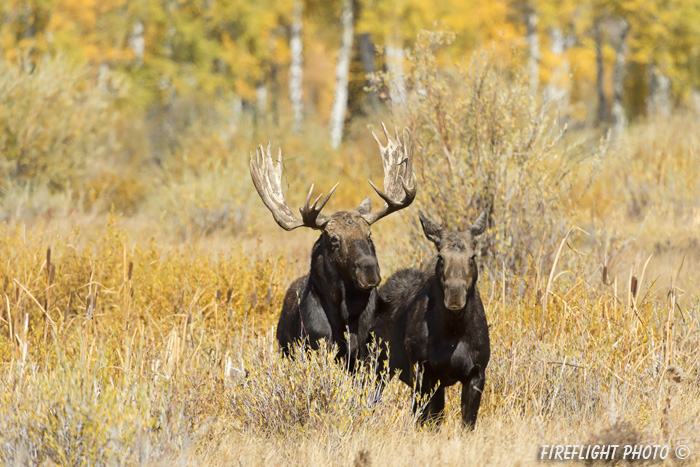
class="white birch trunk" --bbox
[159,25,176,104]
[229,95,243,136]
[289,0,304,133]
[692,89,700,118]
[330,0,354,149]
[525,10,540,95]
[611,19,629,137]
[129,20,145,67]
[256,82,268,120]
[647,63,671,120]
[385,37,405,106]
[98,63,110,94]
[594,22,606,124]
[544,28,571,107]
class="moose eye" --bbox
[330,236,341,249]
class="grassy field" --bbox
[2,42,700,465]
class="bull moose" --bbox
[249,124,416,367]
[371,209,490,428]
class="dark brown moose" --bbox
[371,209,489,428]
[249,124,416,367]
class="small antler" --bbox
[362,123,417,225]
[250,143,337,231]
[469,209,488,236]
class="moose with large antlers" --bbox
[249,124,416,368]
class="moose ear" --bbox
[418,210,443,246]
[356,196,372,215]
[469,210,488,236]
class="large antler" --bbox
[250,142,338,231]
[362,123,417,225]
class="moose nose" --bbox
[443,281,467,311]
[354,258,381,289]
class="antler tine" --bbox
[249,143,332,231]
[299,182,338,227]
[303,183,320,211]
[363,123,418,225]
[381,121,392,146]
[469,209,489,236]
[371,121,398,153]
[316,182,339,212]
[371,128,383,149]
[401,127,415,185]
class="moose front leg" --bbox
[413,372,445,427]
[460,365,485,429]
[299,291,333,352]
[419,385,445,427]
[409,360,445,426]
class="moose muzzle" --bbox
[443,280,467,311]
[354,258,381,290]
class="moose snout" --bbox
[354,258,381,289]
[443,281,467,311]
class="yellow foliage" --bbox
[0,58,122,192]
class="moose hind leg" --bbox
[461,365,485,429]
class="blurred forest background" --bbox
[2,0,700,227]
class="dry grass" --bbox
[1,209,698,465]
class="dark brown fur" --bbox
[277,207,381,368]
[370,210,490,428]
[250,128,416,368]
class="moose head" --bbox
[418,210,488,311]
[250,124,416,292]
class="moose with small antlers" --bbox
[249,124,416,368]
[370,209,490,429]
